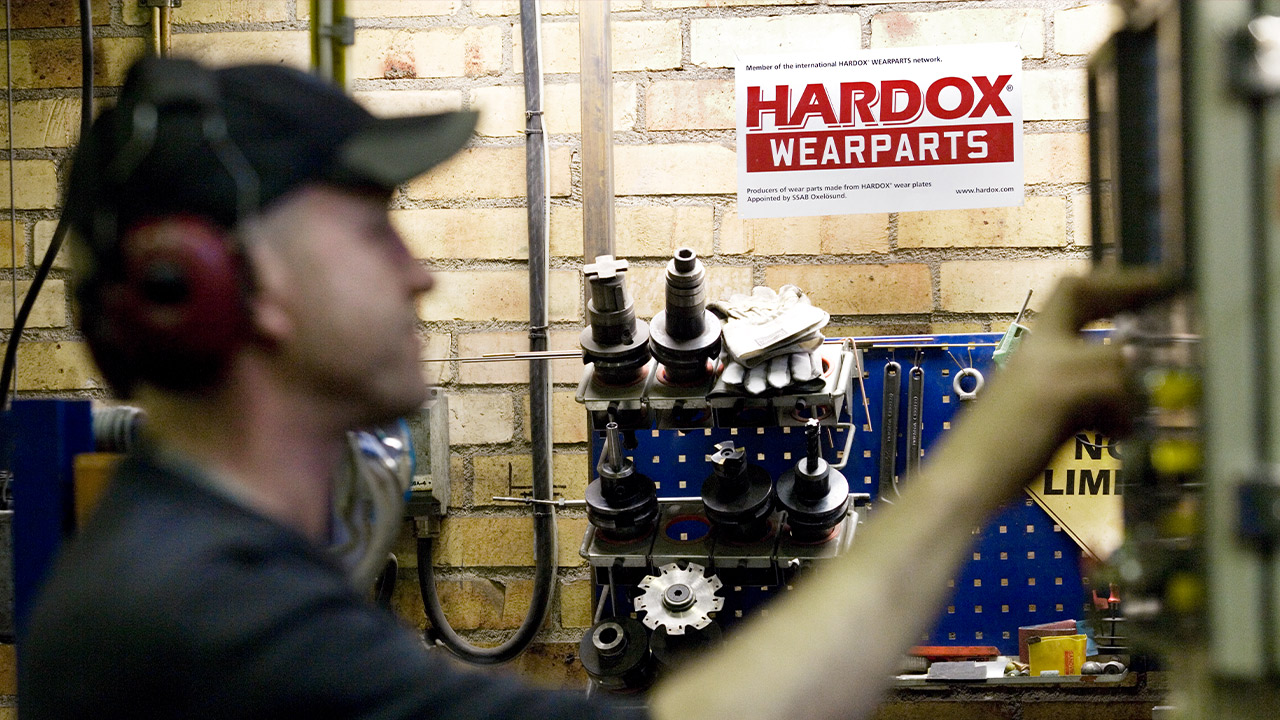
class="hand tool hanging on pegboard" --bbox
[905,363,925,479]
[878,360,902,503]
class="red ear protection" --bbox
[97,216,250,391]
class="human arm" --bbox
[648,271,1173,720]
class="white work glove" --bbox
[710,285,829,366]
[710,285,829,394]
[719,348,824,394]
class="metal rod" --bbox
[421,350,581,363]
[1013,288,1034,325]
[578,0,614,266]
[869,342,998,349]
[493,495,702,507]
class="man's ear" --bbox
[240,226,293,347]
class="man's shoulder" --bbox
[26,453,347,645]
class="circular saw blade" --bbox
[633,562,724,635]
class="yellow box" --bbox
[1027,634,1087,676]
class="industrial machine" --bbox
[1088,0,1280,716]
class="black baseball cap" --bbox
[66,56,479,250]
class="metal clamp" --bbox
[952,366,985,401]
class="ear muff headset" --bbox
[76,58,260,395]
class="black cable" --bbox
[417,527,556,665]
[414,1,556,664]
[0,0,93,405]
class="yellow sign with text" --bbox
[1025,432,1122,562]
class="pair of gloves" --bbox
[710,285,829,395]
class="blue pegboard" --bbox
[589,333,1099,656]
[848,332,1090,654]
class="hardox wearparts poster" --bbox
[736,43,1024,219]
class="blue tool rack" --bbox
[851,333,1089,653]
[588,333,1096,656]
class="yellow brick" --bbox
[125,1,289,24]
[615,144,736,196]
[476,83,637,137]
[1025,133,1089,185]
[471,85,526,138]
[551,206,712,260]
[170,31,310,67]
[939,259,1089,313]
[560,578,595,628]
[828,322,935,341]
[474,0,642,15]
[870,9,1044,59]
[618,206,715,258]
[549,207,583,259]
[932,321,989,335]
[647,79,734,131]
[507,641,588,690]
[351,27,503,80]
[32,220,71,271]
[434,515,588,567]
[2,37,143,89]
[898,197,1068,249]
[627,265,753,320]
[521,20,681,74]
[447,455,466,511]
[764,264,932,315]
[419,332,453,385]
[0,280,67,329]
[430,578,536,630]
[658,0,804,6]
[404,146,572,200]
[388,571,427,628]
[721,207,890,256]
[448,392,515,446]
[178,1,290,23]
[0,643,12,695]
[347,0,460,18]
[1025,69,1088,122]
[1,99,81,149]
[1071,194,1092,247]
[354,89,463,117]
[456,330,583,386]
[14,341,104,392]
[521,391,589,444]
[0,160,58,210]
[690,16,863,69]
[1055,3,1124,56]
[7,1,106,28]
[418,269,581,323]
[544,82,638,134]
[0,221,26,270]
[473,452,589,508]
[394,207,528,260]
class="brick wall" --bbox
[0,0,1119,699]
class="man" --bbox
[18,56,1169,719]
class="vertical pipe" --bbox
[522,0,557,582]
[311,0,349,86]
[158,6,171,57]
[312,0,334,81]
[578,1,615,265]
